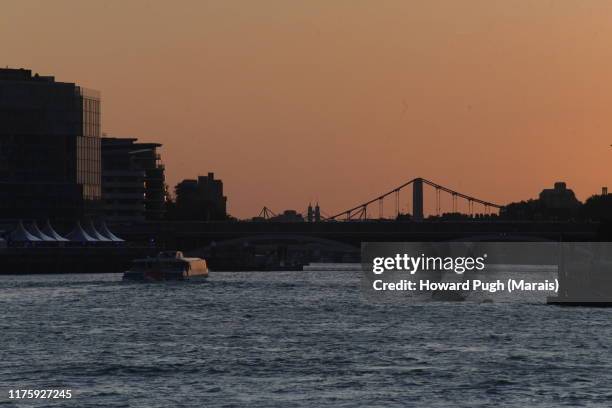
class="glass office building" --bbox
[78,89,102,201]
[0,68,102,221]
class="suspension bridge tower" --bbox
[412,178,424,221]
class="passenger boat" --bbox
[123,251,208,282]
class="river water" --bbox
[1,271,612,407]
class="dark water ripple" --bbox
[1,271,612,407]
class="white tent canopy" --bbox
[41,220,69,242]
[9,220,41,242]
[27,221,56,242]
[97,221,125,242]
[66,221,97,242]
[84,220,111,242]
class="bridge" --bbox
[113,177,601,270]
[118,220,599,252]
[326,177,503,221]
[114,176,600,254]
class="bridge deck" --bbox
[114,221,600,250]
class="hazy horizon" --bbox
[3,0,612,217]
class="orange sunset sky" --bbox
[2,1,612,218]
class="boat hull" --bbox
[547,296,612,307]
[123,269,208,282]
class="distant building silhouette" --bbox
[252,207,307,222]
[539,182,581,210]
[0,68,101,221]
[307,203,321,222]
[270,210,304,222]
[174,173,227,221]
[101,137,166,222]
[502,181,582,221]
